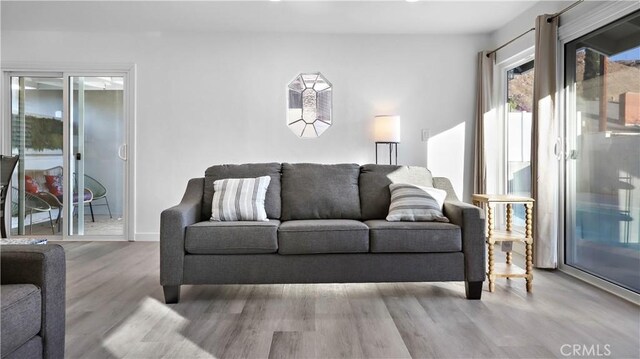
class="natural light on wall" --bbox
[428,122,466,199]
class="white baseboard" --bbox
[135,233,160,241]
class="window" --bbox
[506,60,534,226]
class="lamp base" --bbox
[375,142,399,165]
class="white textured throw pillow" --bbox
[386,183,449,222]
[211,176,271,221]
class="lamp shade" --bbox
[373,115,401,143]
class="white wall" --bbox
[2,30,488,239]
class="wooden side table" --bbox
[471,194,534,293]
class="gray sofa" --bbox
[1,244,66,359]
[160,163,485,303]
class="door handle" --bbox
[553,137,563,160]
[118,144,127,161]
[75,153,82,161]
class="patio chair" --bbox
[84,174,112,222]
[26,166,93,230]
[11,187,56,235]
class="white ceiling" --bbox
[0,0,560,35]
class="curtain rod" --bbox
[486,27,535,58]
[486,0,584,58]
[548,0,584,23]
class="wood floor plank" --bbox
[382,293,439,358]
[277,284,316,332]
[314,284,366,358]
[346,284,411,359]
[57,241,640,359]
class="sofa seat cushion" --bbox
[1,284,42,356]
[278,220,369,254]
[185,220,280,254]
[365,220,462,253]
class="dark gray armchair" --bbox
[1,244,66,359]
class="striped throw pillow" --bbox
[211,176,271,221]
[386,183,449,222]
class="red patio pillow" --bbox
[25,175,40,194]
[45,175,63,197]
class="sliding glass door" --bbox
[8,73,127,238]
[69,76,126,236]
[564,11,640,293]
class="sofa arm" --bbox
[1,244,66,359]
[160,178,204,287]
[444,200,486,283]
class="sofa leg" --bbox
[163,285,180,304]
[465,281,483,300]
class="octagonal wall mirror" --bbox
[287,72,332,138]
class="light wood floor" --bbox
[58,241,639,359]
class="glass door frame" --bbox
[557,1,640,303]
[65,72,130,239]
[1,64,136,241]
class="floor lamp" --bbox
[374,115,400,165]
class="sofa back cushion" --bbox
[202,163,282,220]
[359,164,433,220]
[281,163,361,220]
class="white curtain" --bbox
[531,14,559,268]
[474,51,495,195]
